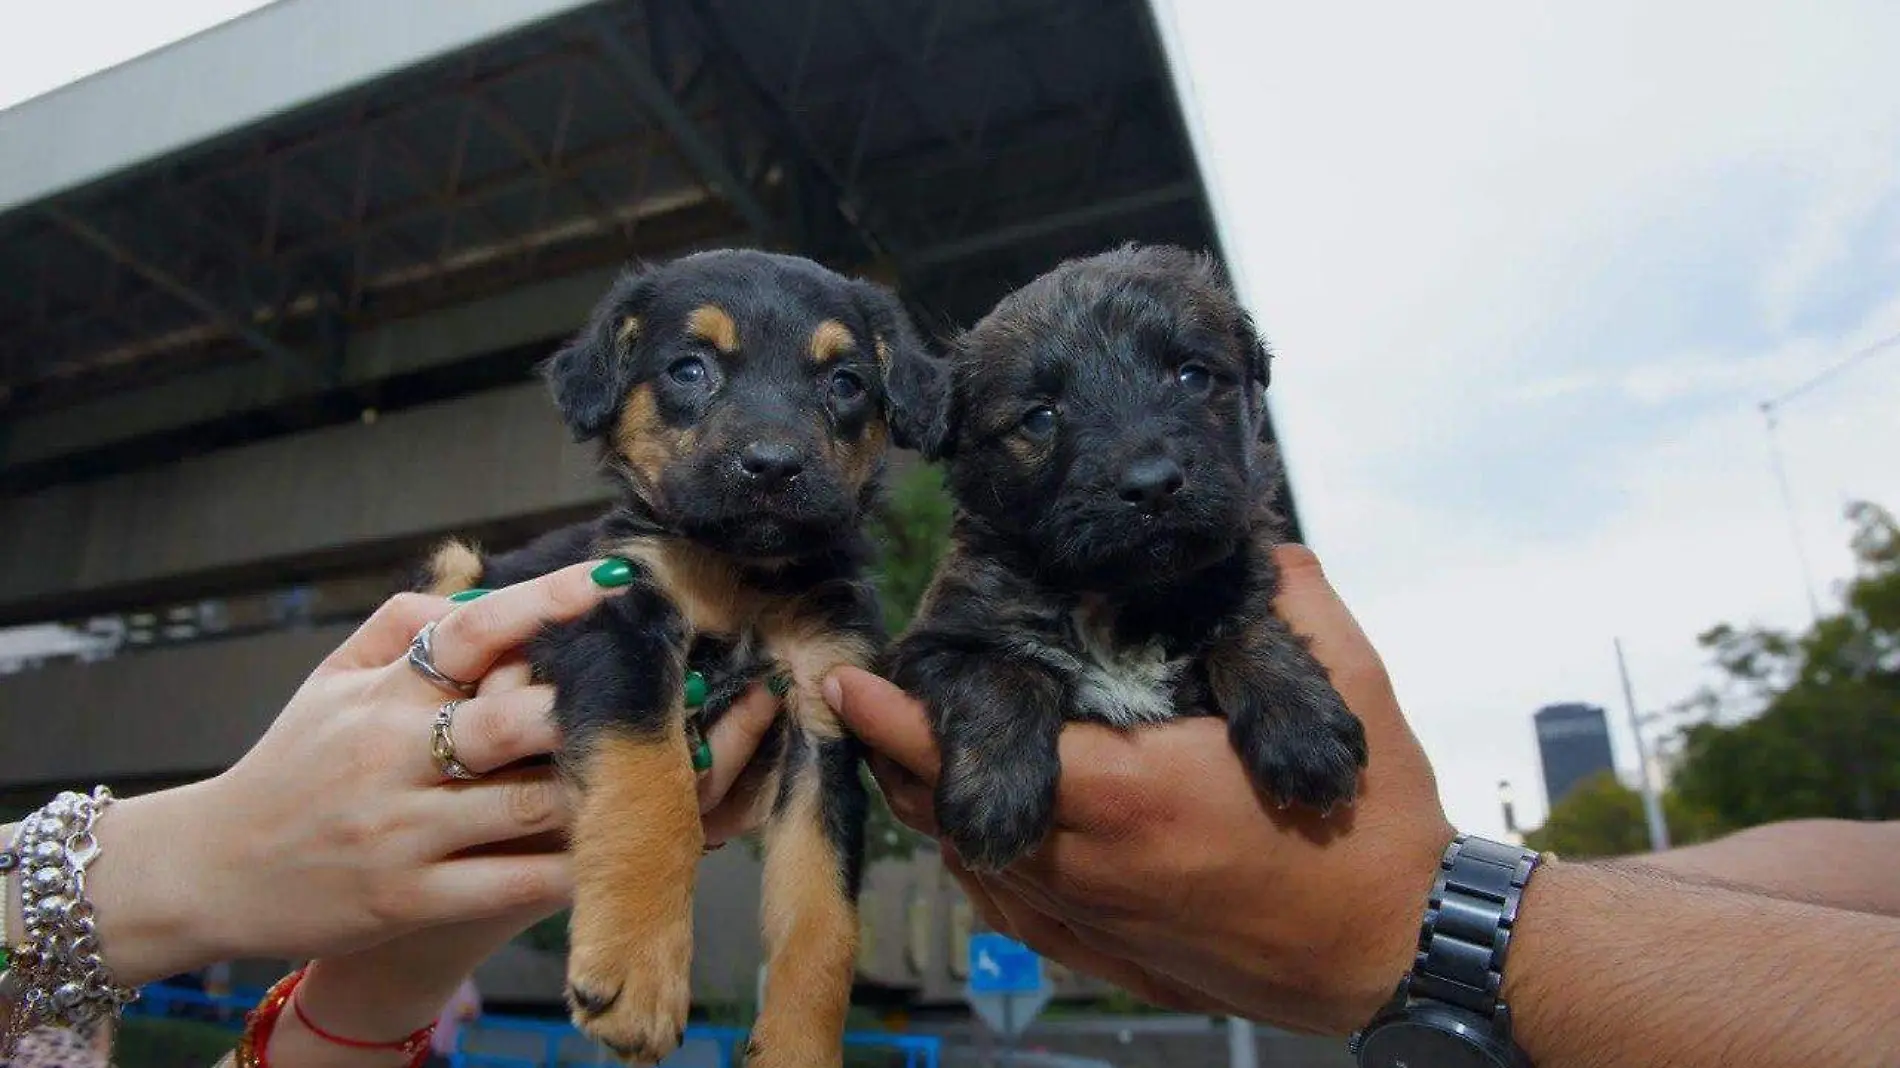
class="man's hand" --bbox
[824,545,1456,1034]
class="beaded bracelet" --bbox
[1,822,20,980]
[236,967,435,1068]
[0,788,139,1057]
[2,822,19,967]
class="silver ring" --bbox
[432,700,482,781]
[406,620,477,697]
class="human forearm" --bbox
[1506,862,1900,1068]
[2,782,233,999]
[287,909,523,1047]
[1610,819,1900,916]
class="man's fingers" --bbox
[1269,543,1432,768]
[943,848,1019,938]
[822,667,942,785]
[698,682,781,813]
[867,755,940,837]
[944,856,1234,1015]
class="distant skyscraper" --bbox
[1534,703,1616,808]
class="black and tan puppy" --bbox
[421,249,934,1066]
[884,244,1368,872]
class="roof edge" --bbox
[0,0,603,218]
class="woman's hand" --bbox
[277,667,785,1064]
[825,545,1457,1034]
[84,559,638,986]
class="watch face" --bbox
[1357,1018,1513,1068]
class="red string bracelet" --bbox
[290,970,437,1066]
[238,965,436,1068]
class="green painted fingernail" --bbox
[591,557,638,587]
[448,588,491,603]
[683,670,708,709]
[691,738,713,772]
[767,673,792,697]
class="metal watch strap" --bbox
[1408,834,1541,1019]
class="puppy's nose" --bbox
[1117,456,1185,511]
[739,440,806,484]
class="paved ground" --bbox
[922,1015,1356,1068]
[456,1012,1356,1068]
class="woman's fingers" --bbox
[425,686,560,780]
[422,559,633,687]
[418,768,571,856]
[478,656,535,696]
[324,593,452,673]
[697,681,782,811]
[701,784,766,848]
[406,853,573,929]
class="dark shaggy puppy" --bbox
[419,249,934,1067]
[884,244,1368,872]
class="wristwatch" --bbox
[1349,834,1543,1068]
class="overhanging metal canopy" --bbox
[0,0,1221,420]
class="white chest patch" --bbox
[1067,606,1186,728]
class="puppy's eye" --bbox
[829,368,866,402]
[667,357,709,386]
[1020,406,1058,438]
[1177,363,1213,393]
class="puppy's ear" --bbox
[1237,309,1272,390]
[1237,309,1274,441]
[541,267,654,441]
[853,280,957,460]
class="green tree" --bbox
[1522,770,1719,858]
[1667,501,1900,829]
[868,462,956,632]
[861,461,958,860]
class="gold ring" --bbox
[431,700,481,781]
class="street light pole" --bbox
[1614,638,1671,852]
[1758,403,1823,625]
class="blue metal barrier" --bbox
[126,983,260,1028]
[451,1012,941,1068]
[129,983,939,1068]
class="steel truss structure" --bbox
[0,0,1218,420]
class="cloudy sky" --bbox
[1157,0,1900,834]
[7,2,1899,837]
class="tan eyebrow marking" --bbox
[809,319,856,365]
[685,304,739,353]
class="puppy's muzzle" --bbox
[737,439,807,488]
[1117,455,1186,514]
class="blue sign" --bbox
[966,933,1044,994]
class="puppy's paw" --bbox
[936,762,1057,872]
[1232,682,1367,814]
[743,1030,845,1068]
[559,730,701,1066]
[565,920,692,1066]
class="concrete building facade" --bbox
[0,0,1300,1009]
